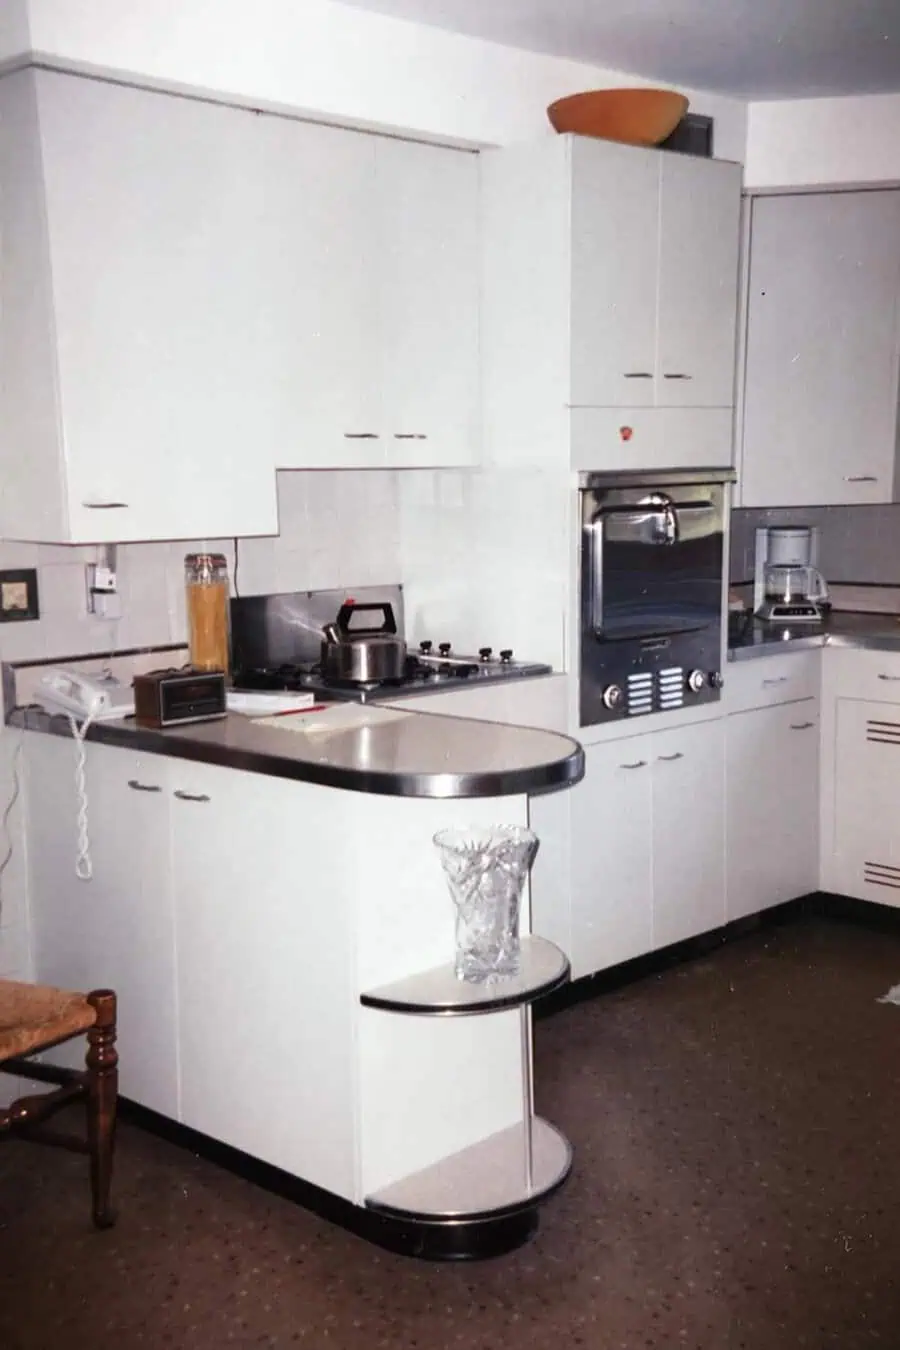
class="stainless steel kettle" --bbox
[320,601,407,684]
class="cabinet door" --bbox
[741,191,900,507]
[171,761,355,1198]
[569,139,660,408]
[833,698,900,903]
[254,115,382,469]
[726,701,819,922]
[26,737,178,1114]
[36,70,278,541]
[657,155,741,407]
[651,719,726,948]
[376,138,479,467]
[569,736,653,979]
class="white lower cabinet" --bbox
[553,718,726,980]
[170,760,354,1195]
[568,734,654,978]
[725,699,820,921]
[26,737,178,1116]
[25,738,354,1193]
[651,721,726,949]
[831,698,900,904]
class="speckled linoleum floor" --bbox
[3,917,900,1350]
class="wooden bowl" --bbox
[547,88,689,146]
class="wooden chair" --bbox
[0,981,118,1228]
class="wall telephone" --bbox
[35,667,135,722]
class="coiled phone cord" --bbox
[66,712,94,881]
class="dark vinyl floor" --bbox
[3,917,900,1349]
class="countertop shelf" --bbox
[365,1116,572,1222]
[359,937,570,1015]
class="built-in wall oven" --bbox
[579,467,734,726]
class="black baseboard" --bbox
[536,891,900,1020]
[117,1100,542,1263]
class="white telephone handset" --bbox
[34,670,135,882]
[35,668,135,722]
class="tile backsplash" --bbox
[0,469,403,674]
[731,503,900,588]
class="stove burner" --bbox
[232,645,551,703]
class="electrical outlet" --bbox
[0,568,39,623]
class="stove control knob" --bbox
[499,648,513,663]
[687,669,706,694]
[438,642,452,656]
[709,670,724,690]
[419,640,433,654]
[602,683,624,711]
[479,647,493,662]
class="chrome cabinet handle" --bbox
[877,674,900,681]
[343,432,380,440]
[128,779,161,793]
[657,752,684,762]
[845,475,878,483]
[790,721,815,731]
[620,760,647,770]
[663,373,693,380]
[83,501,129,509]
[393,433,428,440]
[173,790,211,803]
[623,371,653,379]
[762,676,789,686]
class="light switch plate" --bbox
[0,568,39,623]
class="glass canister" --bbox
[184,552,230,673]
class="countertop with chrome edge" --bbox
[728,610,900,662]
[9,704,584,800]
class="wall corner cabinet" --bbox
[0,67,479,544]
[738,189,900,507]
[480,135,742,471]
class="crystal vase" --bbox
[433,826,539,984]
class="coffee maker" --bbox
[753,525,829,622]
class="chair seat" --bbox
[0,979,97,1062]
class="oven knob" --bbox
[500,649,513,663]
[479,647,493,662]
[602,683,624,710]
[709,670,724,690]
[438,642,452,656]
[687,669,705,694]
[419,640,433,654]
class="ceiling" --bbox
[338,0,900,100]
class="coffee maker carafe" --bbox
[753,526,829,622]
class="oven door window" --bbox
[588,498,722,642]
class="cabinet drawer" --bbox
[725,651,821,712]
[824,645,900,703]
[569,407,734,472]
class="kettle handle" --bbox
[334,601,398,638]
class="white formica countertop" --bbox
[12,702,584,800]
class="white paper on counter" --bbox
[252,703,412,737]
[227,690,318,716]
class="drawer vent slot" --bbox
[864,860,900,890]
[866,719,900,745]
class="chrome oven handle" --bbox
[586,517,604,633]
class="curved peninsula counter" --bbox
[14,701,584,1259]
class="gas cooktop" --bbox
[233,644,553,704]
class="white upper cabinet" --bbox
[739,190,900,507]
[377,138,479,468]
[0,68,279,543]
[481,135,742,469]
[0,70,481,543]
[657,153,742,408]
[255,117,380,470]
[270,129,479,471]
[569,140,659,408]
